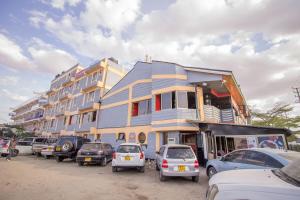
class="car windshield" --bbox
[166,147,195,159]
[81,143,102,150]
[273,159,300,187]
[47,138,57,144]
[57,137,76,145]
[117,145,140,153]
[34,138,47,143]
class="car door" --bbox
[219,150,247,171]
[243,150,284,169]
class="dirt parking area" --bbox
[0,156,208,200]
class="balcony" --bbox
[78,101,100,112]
[59,93,72,102]
[203,105,237,124]
[55,109,65,117]
[81,81,103,93]
[85,61,105,75]
[62,77,75,87]
[43,100,54,108]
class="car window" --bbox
[244,151,284,168]
[81,143,101,150]
[224,150,246,163]
[23,138,34,142]
[159,147,165,156]
[117,145,141,153]
[166,147,195,159]
[35,138,46,143]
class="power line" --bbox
[292,87,300,103]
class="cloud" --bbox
[0,76,19,86]
[1,89,29,102]
[41,0,81,10]
[0,33,77,74]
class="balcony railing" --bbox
[81,80,103,93]
[203,105,221,123]
[78,101,100,112]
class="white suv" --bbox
[112,143,145,173]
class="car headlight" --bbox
[206,184,219,200]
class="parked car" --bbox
[32,138,48,156]
[0,139,19,157]
[206,159,300,200]
[15,137,37,155]
[206,148,300,178]
[112,143,145,172]
[156,144,200,182]
[53,136,90,162]
[39,138,58,159]
[76,142,113,166]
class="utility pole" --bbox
[292,87,300,103]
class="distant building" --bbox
[9,94,47,135]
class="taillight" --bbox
[194,160,199,169]
[140,152,144,159]
[162,159,168,168]
[112,152,116,159]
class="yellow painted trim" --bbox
[90,127,97,134]
[78,103,100,113]
[132,95,152,103]
[152,86,195,95]
[108,66,126,77]
[152,74,187,80]
[151,126,198,132]
[102,79,152,100]
[151,119,187,125]
[101,100,128,109]
[196,86,205,121]
[97,125,151,134]
[64,110,79,116]
[156,132,160,151]
[127,87,132,126]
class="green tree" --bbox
[251,103,300,129]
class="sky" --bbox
[0,0,300,123]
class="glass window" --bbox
[159,147,165,156]
[162,92,172,110]
[155,94,161,111]
[91,111,97,122]
[117,145,141,153]
[147,99,152,114]
[118,133,125,140]
[244,151,283,168]
[166,147,195,159]
[138,132,146,144]
[177,91,188,108]
[224,150,246,163]
[188,92,196,109]
[138,100,147,115]
[81,143,101,150]
[172,91,176,108]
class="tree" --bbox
[251,103,300,129]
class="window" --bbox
[92,72,98,81]
[69,115,73,125]
[118,133,125,140]
[224,150,246,163]
[50,119,55,127]
[138,132,146,144]
[159,147,165,156]
[86,91,95,102]
[187,92,196,109]
[132,99,151,116]
[117,145,141,153]
[91,111,97,122]
[178,91,188,108]
[161,92,171,109]
[244,151,284,168]
[96,134,101,140]
[166,147,195,159]
[155,94,161,111]
[63,116,67,125]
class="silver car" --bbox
[156,144,200,182]
[112,143,145,172]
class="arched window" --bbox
[118,132,125,140]
[138,132,146,144]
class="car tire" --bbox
[156,163,160,171]
[139,166,145,173]
[45,155,50,159]
[78,162,84,166]
[56,156,63,162]
[112,166,117,172]
[207,166,217,179]
[159,171,166,182]
[101,157,107,166]
[192,176,199,182]
[61,141,73,152]
[12,149,19,157]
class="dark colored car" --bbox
[53,136,90,162]
[76,142,114,166]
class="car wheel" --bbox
[192,176,199,182]
[159,170,166,182]
[208,166,217,179]
[12,149,19,157]
[61,141,73,152]
[78,162,84,166]
[45,155,50,159]
[139,166,145,173]
[56,156,63,162]
[101,157,107,166]
[112,166,117,172]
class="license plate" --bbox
[56,147,61,151]
[178,165,185,172]
[85,157,92,162]
[125,156,131,161]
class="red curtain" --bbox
[132,102,139,116]
[155,94,161,111]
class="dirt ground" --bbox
[0,156,208,200]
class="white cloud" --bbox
[41,0,81,10]
[0,76,19,86]
[0,33,77,74]
[1,89,29,102]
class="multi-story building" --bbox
[42,58,125,139]
[9,94,47,135]
[96,60,290,164]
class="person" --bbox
[6,136,16,161]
